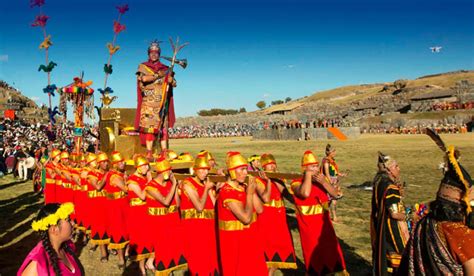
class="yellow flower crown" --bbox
[447,145,472,215]
[31,203,74,232]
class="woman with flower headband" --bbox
[18,203,84,276]
[290,150,347,275]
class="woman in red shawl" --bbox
[135,41,177,160]
[145,156,187,275]
[217,152,267,275]
[290,150,348,275]
[180,154,219,275]
[255,153,297,273]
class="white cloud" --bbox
[0,55,8,62]
[263,93,271,98]
[285,64,295,69]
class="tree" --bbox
[271,100,284,105]
[256,101,266,109]
[239,107,247,113]
[285,97,292,103]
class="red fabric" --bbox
[216,183,268,275]
[126,174,152,261]
[44,162,56,204]
[4,109,15,120]
[291,179,346,274]
[180,177,219,275]
[255,178,296,268]
[146,179,187,272]
[54,164,65,204]
[104,170,129,248]
[88,170,109,244]
[79,168,91,232]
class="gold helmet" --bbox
[69,153,78,163]
[60,151,70,160]
[86,153,97,164]
[178,152,194,162]
[301,150,319,167]
[199,150,215,162]
[248,155,260,163]
[226,151,248,180]
[110,151,124,164]
[78,154,86,163]
[155,156,172,179]
[96,152,109,163]
[194,154,211,170]
[167,150,178,161]
[50,149,61,159]
[134,155,149,168]
[260,153,277,168]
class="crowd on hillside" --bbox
[0,119,98,179]
[430,101,474,111]
[362,123,470,134]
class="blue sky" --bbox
[0,0,473,118]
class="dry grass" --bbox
[1,133,473,275]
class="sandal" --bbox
[117,262,126,270]
[110,249,118,256]
[89,245,98,252]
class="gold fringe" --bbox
[266,261,297,269]
[155,263,188,276]
[447,146,472,214]
[108,240,129,250]
[129,252,154,262]
[89,238,110,245]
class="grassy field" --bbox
[1,133,473,275]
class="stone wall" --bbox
[253,127,361,140]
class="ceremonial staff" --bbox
[158,37,188,149]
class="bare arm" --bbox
[147,182,177,206]
[293,172,313,199]
[183,181,211,212]
[255,174,272,203]
[253,193,264,214]
[128,183,146,201]
[226,181,256,225]
[464,258,474,275]
[20,261,38,276]
[111,175,128,193]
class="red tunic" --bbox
[54,163,65,203]
[217,182,267,276]
[146,179,187,273]
[44,162,56,204]
[69,167,80,222]
[126,174,152,261]
[88,169,110,245]
[78,167,91,232]
[256,177,297,269]
[180,177,219,275]
[291,178,347,274]
[103,170,129,249]
[61,165,74,204]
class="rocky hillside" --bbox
[0,81,48,122]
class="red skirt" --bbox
[258,205,297,269]
[149,211,187,273]
[127,205,153,261]
[297,212,346,274]
[44,182,56,204]
[55,182,65,203]
[62,183,74,204]
[182,218,219,275]
[218,226,268,275]
[106,197,129,249]
[89,196,110,245]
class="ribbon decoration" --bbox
[98,3,129,110]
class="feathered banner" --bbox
[99,4,129,111]
[30,0,58,124]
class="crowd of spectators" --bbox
[430,101,474,111]
[0,118,99,180]
[362,123,470,135]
